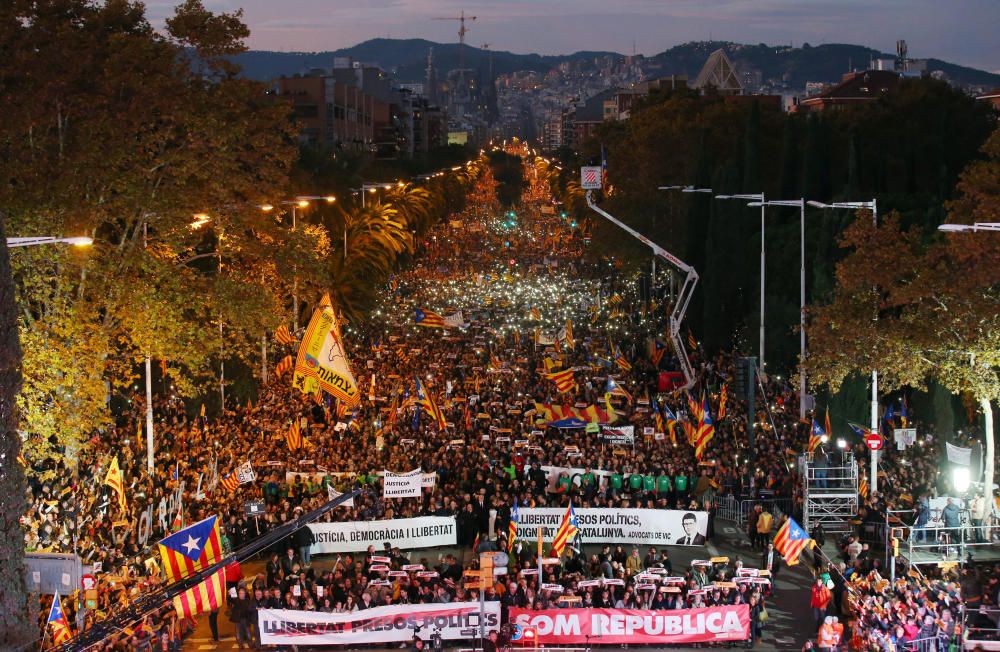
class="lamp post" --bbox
[937,222,1000,233]
[810,199,879,493]
[716,193,766,369]
[275,199,311,330]
[938,221,998,514]
[658,185,713,305]
[6,236,93,248]
[747,198,807,420]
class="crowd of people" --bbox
[19,155,990,651]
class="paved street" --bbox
[182,519,821,651]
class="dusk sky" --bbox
[146,0,999,72]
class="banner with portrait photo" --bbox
[514,508,708,546]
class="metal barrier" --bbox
[715,496,794,526]
[907,524,998,563]
[903,636,941,651]
[964,606,1000,646]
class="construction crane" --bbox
[432,10,476,68]
[433,9,476,46]
[585,190,699,389]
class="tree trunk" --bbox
[0,213,31,647]
[983,397,995,513]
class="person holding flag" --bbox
[808,419,827,453]
[104,456,127,514]
[508,499,519,552]
[550,502,580,557]
[46,592,73,646]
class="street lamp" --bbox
[747,198,807,420]
[6,236,93,248]
[717,193,766,369]
[938,223,1000,232]
[810,198,879,493]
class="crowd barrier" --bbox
[715,496,793,526]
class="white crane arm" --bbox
[586,191,699,389]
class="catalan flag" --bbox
[859,471,869,500]
[717,383,728,420]
[662,403,680,445]
[219,471,240,493]
[693,395,714,460]
[508,499,519,551]
[545,368,576,393]
[415,377,447,431]
[274,324,296,345]
[47,591,72,645]
[104,456,127,513]
[808,419,826,453]
[773,517,815,566]
[563,319,575,349]
[825,407,833,442]
[687,329,697,351]
[847,421,875,438]
[608,293,623,306]
[173,567,226,619]
[650,339,667,368]
[158,515,223,582]
[612,344,632,372]
[414,308,446,328]
[285,420,304,451]
[528,307,542,321]
[275,354,294,377]
[550,502,580,557]
[605,376,632,403]
[686,391,703,423]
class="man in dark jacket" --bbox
[292,524,316,567]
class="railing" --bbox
[965,606,1000,646]
[715,496,794,526]
[907,524,997,562]
[903,636,944,651]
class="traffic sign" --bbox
[580,166,602,190]
[864,433,883,450]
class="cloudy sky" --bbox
[145,0,999,71]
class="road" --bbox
[181,519,821,651]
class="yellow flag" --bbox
[104,457,127,514]
[604,393,617,422]
[137,421,142,448]
[293,300,360,406]
[199,403,206,417]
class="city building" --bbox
[796,69,903,113]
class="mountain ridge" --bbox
[232,38,1000,89]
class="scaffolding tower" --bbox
[803,449,859,535]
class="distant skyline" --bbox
[146,0,999,72]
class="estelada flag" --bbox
[104,457,127,513]
[173,567,226,619]
[47,591,72,645]
[773,517,815,566]
[158,515,223,582]
[414,308,446,328]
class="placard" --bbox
[383,469,422,498]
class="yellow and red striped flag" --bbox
[550,503,580,557]
[158,515,223,582]
[275,324,296,345]
[46,592,72,645]
[285,420,303,451]
[717,383,728,420]
[415,377,447,431]
[414,308,446,328]
[693,395,715,461]
[773,517,815,566]
[104,457,127,513]
[275,354,294,378]
[219,471,240,493]
[544,368,576,393]
[173,567,226,619]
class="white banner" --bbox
[540,466,614,492]
[309,516,457,554]
[928,497,970,528]
[383,469,423,498]
[236,461,256,484]
[600,425,635,446]
[515,508,708,546]
[258,602,500,646]
[444,311,464,328]
[946,442,972,466]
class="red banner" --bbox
[658,371,684,392]
[510,605,749,645]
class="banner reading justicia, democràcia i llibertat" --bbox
[510,605,749,645]
[308,516,457,554]
[258,602,501,646]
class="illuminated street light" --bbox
[6,236,93,248]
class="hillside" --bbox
[232,38,1000,89]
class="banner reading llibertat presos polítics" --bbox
[258,602,500,646]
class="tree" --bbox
[807,125,1000,501]
[0,214,30,647]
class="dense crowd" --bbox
[19,161,991,651]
